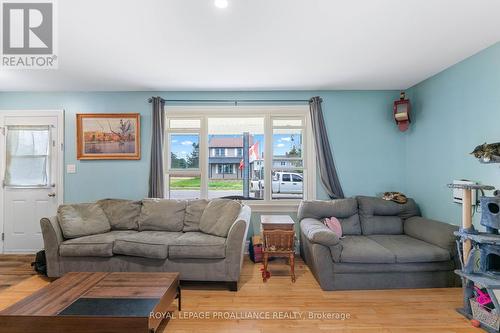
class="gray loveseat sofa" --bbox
[41,198,250,291]
[298,196,459,290]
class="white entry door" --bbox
[1,112,63,253]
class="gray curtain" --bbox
[148,97,165,198]
[309,96,345,199]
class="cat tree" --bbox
[448,183,499,332]
[447,183,495,262]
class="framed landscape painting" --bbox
[76,113,141,160]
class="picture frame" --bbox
[76,113,141,160]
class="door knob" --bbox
[48,193,56,197]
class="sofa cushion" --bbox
[138,199,186,232]
[357,196,420,235]
[336,236,396,264]
[97,199,141,230]
[113,231,183,259]
[368,235,451,263]
[360,216,404,235]
[338,215,362,235]
[199,199,241,237]
[59,230,137,257]
[298,198,361,235]
[183,199,209,232]
[169,232,226,259]
[358,196,420,218]
[300,218,340,246]
[57,203,111,239]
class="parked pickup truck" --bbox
[250,172,303,194]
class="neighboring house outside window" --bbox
[208,137,253,180]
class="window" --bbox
[169,134,199,169]
[165,107,314,206]
[271,117,305,199]
[208,117,264,199]
[4,125,51,187]
[213,148,225,157]
[165,118,201,200]
[168,176,200,199]
[218,164,234,174]
[169,119,200,129]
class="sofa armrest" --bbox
[40,216,64,277]
[300,218,340,246]
[225,205,251,283]
[300,227,337,290]
[404,216,458,252]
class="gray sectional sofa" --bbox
[41,198,250,291]
[298,196,460,290]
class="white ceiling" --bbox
[1,0,500,91]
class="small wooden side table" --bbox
[260,215,296,283]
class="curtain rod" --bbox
[147,98,313,104]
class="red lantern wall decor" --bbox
[393,91,411,132]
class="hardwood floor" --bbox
[0,255,38,292]
[0,255,471,332]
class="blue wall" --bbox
[406,42,500,227]
[0,90,403,203]
[4,44,500,233]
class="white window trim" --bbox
[164,105,316,212]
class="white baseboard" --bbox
[2,250,37,254]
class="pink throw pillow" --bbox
[324,217,343,238]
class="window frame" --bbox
[164,105,316,211]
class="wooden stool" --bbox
[262,230,296,283]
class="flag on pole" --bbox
[240,141,260,170]
[249,141,259,162]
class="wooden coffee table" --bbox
[0,272,180,333]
